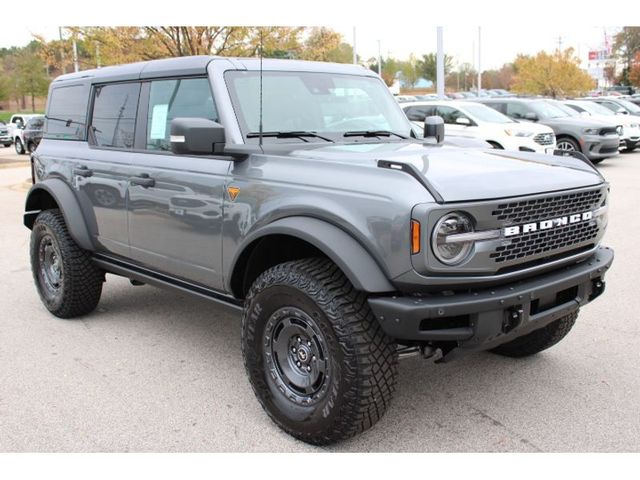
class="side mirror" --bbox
[170,118,225,155]
[455,117,471,126]
[580,111,591,117]
[423,115,445,144]
[524,112,538,121]
[617,108,628,115]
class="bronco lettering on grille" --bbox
[503,211,594,237]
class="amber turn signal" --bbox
[411,220,421,254]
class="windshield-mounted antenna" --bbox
[259,28,264,148]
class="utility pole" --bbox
[72,37,79,73]
[352,26,357,65]
[58,27,66,74]
[477,27,482,93]
[472,41,476,90]
[436,27,445,99]
[377,39,382,76]
[557,35,563,52]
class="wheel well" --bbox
[556,134,581,148]
[231,234,327,299]
[24,189,59,228]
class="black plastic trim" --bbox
[377,159,444,204]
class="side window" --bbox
[13,116,23,125]
[404,106,434,122]
[90,82,140,149]
[435,106,468,124]
[599,101,619,112]
[505,102,530,120]
[146,78,217,151]
[45,85,90,140]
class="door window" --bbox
[434,106,469,124]
[90,82,140,149]
[404,106,434,122]
[146,78,218,151]
[505,102,531,120]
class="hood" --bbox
[543,116,617,128]
[288,142,604,203]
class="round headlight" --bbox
[431,212,474,265]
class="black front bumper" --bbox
[369,247,614,360]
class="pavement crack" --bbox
[467,404,543,452]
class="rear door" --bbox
[125,77,230,290]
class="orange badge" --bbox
[227,186,240,201]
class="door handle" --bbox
[73,166,93,177]
[129,174,155,188]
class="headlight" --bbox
[583,128,599,135]
[431,212,474,265]
[504,128,534,137]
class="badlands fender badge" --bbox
[503,211,594,237]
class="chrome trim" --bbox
[444,229,500,244]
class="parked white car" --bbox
[402,100,557,153]
[7,113,39,154]
[563,99,639,152]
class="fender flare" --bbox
[228,216,395,293]
[24,178,94,251]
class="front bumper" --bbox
[582,134,620,159]
[0,135,11,144]
[369,246,614,360]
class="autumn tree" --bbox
[613,27,640,85]
[416,52,453,83]
[629,52,640,87]
[300,27,342,62]
[481,63,515,90]
[511,48,594,98]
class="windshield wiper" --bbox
[343,130,408,139]
[246,131,334,142]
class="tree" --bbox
[368,57,400,87]
[15,47,50,112]
[613,27,640,85]
[481,63,515,90]
[325,42,355,64]
[416,52,453,83]
[399,54,420,89]
[629,52,640,87]
[300,27,342,62]
[511,48,594,98]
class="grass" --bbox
[0,111,45,123]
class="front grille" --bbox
[0,129,7,135]
[490,222,599,263]
[492,189,603,224]
[533,132,555,145]
[489,187,605,265]
[600,126,618,136]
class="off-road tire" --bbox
[30,209,104,318]
[490,310,579,358]
[242,258,398,445]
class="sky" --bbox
[0,24,618,72]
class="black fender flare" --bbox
[228,216,395,293]
[24,179,94,251]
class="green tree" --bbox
[613,27,640,85]
[368,57,400,87]
[325,42,355,64]
[15,47,50,112]
[399,54,420,89]
[416,52,453,83]
[511,48,594,98]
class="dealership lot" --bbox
[1,146,639,452]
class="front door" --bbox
[126,77,229,290]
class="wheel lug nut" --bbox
[307,341,311,347]
[297,337,301,343]
[292,347,296,353]
[307,366,311,372]
[312,355,316,361]
[296,361,301,367]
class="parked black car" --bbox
[22,115,45,153]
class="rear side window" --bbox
[90,82,140,149]
[45,85,90,140]
[505,102,530,120]
[145,78,217,151]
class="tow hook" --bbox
[503,306,524,333]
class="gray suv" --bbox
[477,98,621,163]
[25,56,613,445]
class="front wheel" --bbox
[556,137,580,153]
[242,258,398,445]
[14,138,25,155]
[489,310,578,358]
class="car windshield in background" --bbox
[225,71,412,142]
[616,99,640,113]
[531,101,570,119]
[463,103,514,124]
[575,101,615,116]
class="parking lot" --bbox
[1,145,639,452]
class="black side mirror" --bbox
[423,115,445,144]
[524,112,538,121]
[170,118,225,155]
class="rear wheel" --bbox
[242,258,398,445]
[490,311,578,358]
[14,138,25,155]
[27,141,36,153]
[30,209,104,318]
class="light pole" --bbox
[477,27,482,92]
[352,26,357,65]
[436,27,445,99]
[377,39,382,76]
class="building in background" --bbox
[586,30,619,89]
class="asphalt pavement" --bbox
[1,146,639,452]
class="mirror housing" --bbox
[617,108,628,115]
[455,117,471,126]
[170,118,226,155]
[524,112,538,121]
[423,115,445,144]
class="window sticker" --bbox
[149,104,169,139]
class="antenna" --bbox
[259,28,264,148]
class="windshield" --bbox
[548,100,580,117]
[615,99,640,113]
[573,101,615,116]
[463,103,514,124]
[530,101,570,119]
[225,70,412,142]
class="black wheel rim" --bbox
[263,307,330,405]
[38,233,63,299]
